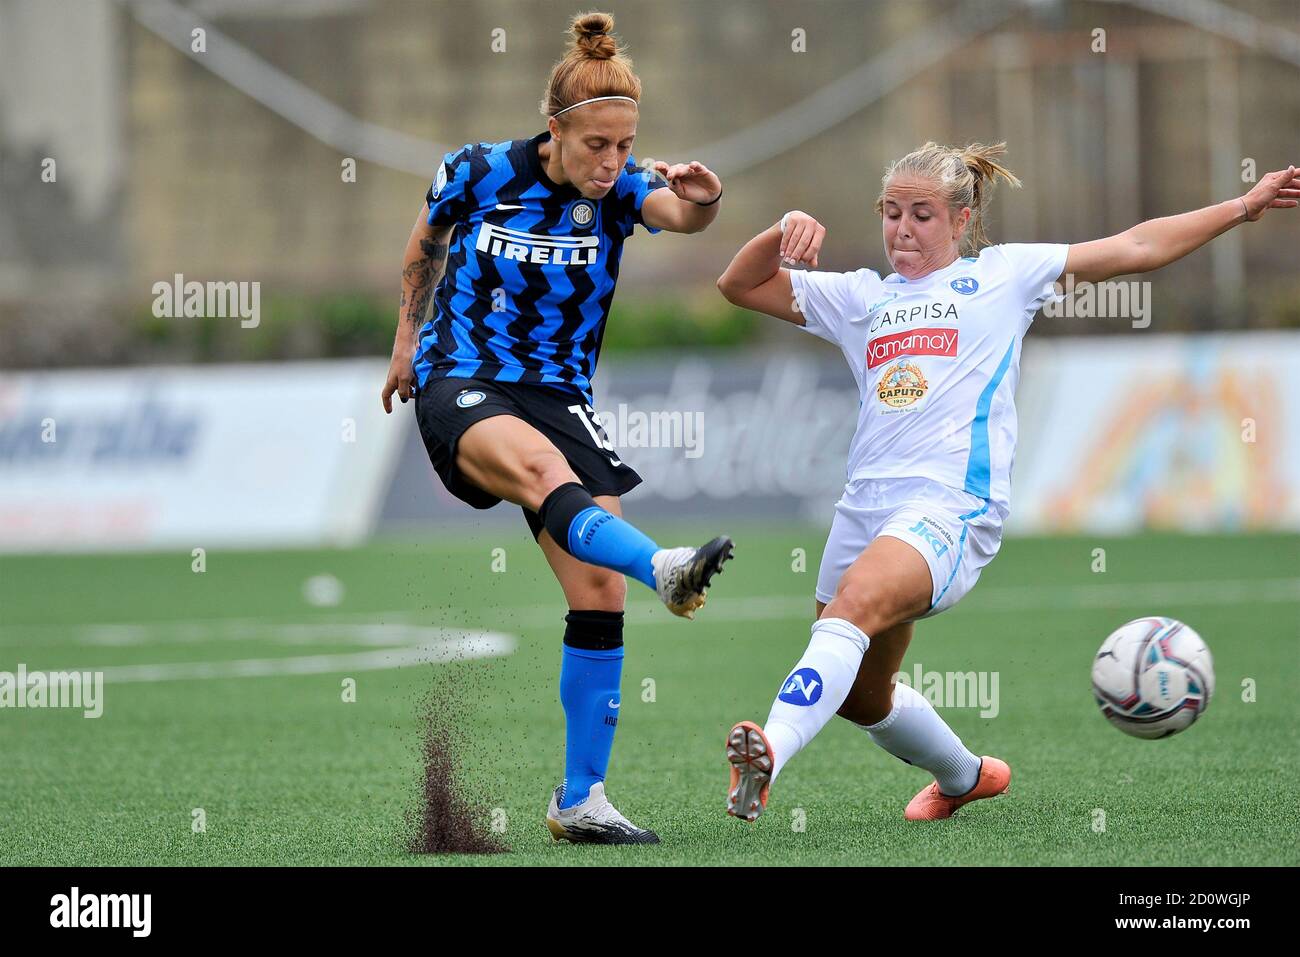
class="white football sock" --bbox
[764,617,870,783]
[859,681,981,796]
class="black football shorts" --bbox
[413,375,643,536]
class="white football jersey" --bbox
[789,243,1068,517]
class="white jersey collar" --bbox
[883,253,978,286]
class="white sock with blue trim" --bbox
[763,617,870,784]
[858,681,981,796]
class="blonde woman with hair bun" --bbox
[718,140,1299,825]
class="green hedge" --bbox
[125,291,762,363]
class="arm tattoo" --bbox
[400,238,449,331]
[420,237,448,263]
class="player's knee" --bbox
[824,578,898,638]
[580,569,626,611]
[518,448,577,502]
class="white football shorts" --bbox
[814,477,1004,618]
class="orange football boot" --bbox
[904,756,1011,821]
[725,721,773,822]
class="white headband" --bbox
[551,95,638,117]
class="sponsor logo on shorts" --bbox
[778,668,823,706]
[908,519,949,559]
[950,276,979,295]
[906,514,957,548]
[456,390,486,408]
[875,361,929,409]
[922,516,956,547]
[866,327,958,369]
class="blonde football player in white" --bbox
[717,142,1299,822]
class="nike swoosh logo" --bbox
[608,699,620,709]
[495,203,524,210]
[573,511,601,544]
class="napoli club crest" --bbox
[778,669,823,706]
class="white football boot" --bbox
[545,782,660,845]
[651,535,735,619]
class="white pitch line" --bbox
[84,632,516,684]
[964,577,1300,612]
[501,577,1300,627]
[1,578,1295,651]
[1,609,480,639]
[78,622,471,647]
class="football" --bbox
[1091,617,1215,739]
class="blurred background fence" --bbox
[1,0,1297,549]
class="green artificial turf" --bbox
[1,527,1296,866]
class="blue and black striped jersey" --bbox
[412,130,666,401]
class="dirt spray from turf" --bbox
[407,667,508,855]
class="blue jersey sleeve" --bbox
[426,145,477,227]
[610,155,667,237]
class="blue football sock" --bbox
[538,484,659,590]
[567,507,658,590]
[558,643,624,809]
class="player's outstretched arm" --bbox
[641,160,722,233]
[382,204,452,413]
[716,211,825,325]
[1064,164,1299,285]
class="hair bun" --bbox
[542,11,640,119]
[572,12,617,59]
[957,147,986,180]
